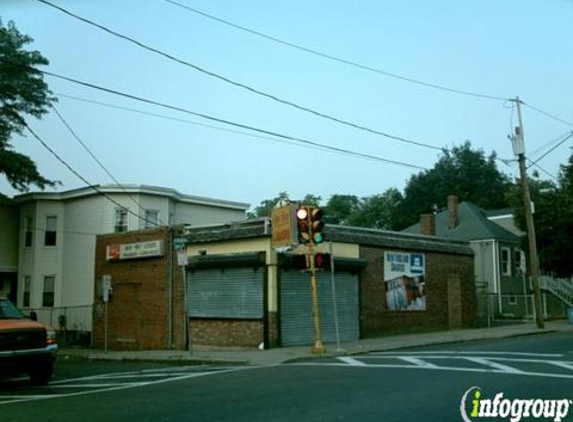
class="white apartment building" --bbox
[0,185,249,332]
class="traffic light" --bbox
[311,208,325,244]
[296,205,325,245]
[296,206,311,244]
[292,254,308,270]
[314,253,331,270]
[291,253,331,270]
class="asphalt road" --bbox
[1,331,572,422]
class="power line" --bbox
[525,157,558,182]
[522,102,573,128]
[54,92,349,155]
[51,104,165,226]
[42,70,429,170]
[527,132,573,169]
[158,0,509,102]
[24,123,162,229]
[529,131,573,158]
[35,0,444,152]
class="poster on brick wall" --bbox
[384,251,426,311]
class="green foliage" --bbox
[397,141,512,229]
[0,20,57,192]
[350,188,404,230]
[247,191,290,218]
[507,153,573,276]
[322,194,360,225]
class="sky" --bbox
[2,0,572,211]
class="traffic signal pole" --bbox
[308,241,326,354]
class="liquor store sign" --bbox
[106,240,165,261]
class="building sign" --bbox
[271,204,297,248]
[106,240,165,261]
[384,251,426,311]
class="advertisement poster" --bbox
[384,251,426,311]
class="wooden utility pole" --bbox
[512,97,545,329]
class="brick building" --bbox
[93,219,476,351]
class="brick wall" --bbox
[360,246,476,337]
[93,228,187,351]
[189,319,264,347]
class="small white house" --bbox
[3,184,249,333]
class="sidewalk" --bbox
[60,320,573,366]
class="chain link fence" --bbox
[25,304,93,347]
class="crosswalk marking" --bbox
[0,365,264,406]
[307,352,573,380]
[397,357,439,368]
[337,357,367,366]
[462,357,524,374]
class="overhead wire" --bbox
[157,0,509,102]
[529,131,573,158]
[525,157,558,182]
[35,0,445,152]
[51,104,166,226]
[41,70,429,170]
[526,132,573,169]
[24,123,163,229]
[522,102,573,129]
[54,92,354,155]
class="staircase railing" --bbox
[539,275,573,307]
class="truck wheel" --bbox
[29,362,53,385]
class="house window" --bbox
[115,208,128,233]
[24,217,33,247]
[44,216,57,246]
[501,247,511,276]
[145,210,159,229]
[508,295,517,305]
[514,249,525,275]
[23,276,31,307]
[42,276,55,307]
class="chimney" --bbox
[447,195,458,229]
[420,214,435,236]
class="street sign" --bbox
[271,204,297,248]
[173,237,188,250]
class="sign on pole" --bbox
[271,204,297,248]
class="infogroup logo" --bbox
[460,387,572,422]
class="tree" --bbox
[247,191,290,218]
[397,141,512,229]
[1,20,57,194]
[323,194,360,225]
[508,153,573,276]
[350,188,404,230]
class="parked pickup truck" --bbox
[0,297,57,385]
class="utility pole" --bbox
[512,96,544,329]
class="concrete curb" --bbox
[59,321,572,367]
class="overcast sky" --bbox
[2,0,572,210]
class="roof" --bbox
[484,208,514,218]
[403,201,520,243]
[12,184,249,211]
[185,218,474,256]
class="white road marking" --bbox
[370,351,564,358]
[547,361,573,371]
[462,357,524,374]
[337,357,367,366]
[397,357,439,368]
[0,365,273,406]
[293,362,573,380]
[47,383,134,388]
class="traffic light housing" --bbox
[292,253,331,270]
[296,206,311,244]
[296,205,325,245]
[311,208,325,244]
